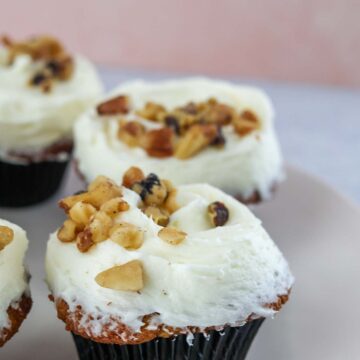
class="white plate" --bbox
[1,165,359,359]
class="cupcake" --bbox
[0,34,103,206]
[46,167,293,359]
[74,77,283,204]
[0,219,32,347]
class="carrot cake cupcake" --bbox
[0,34,103,206]
[0,219,32,347]
[46,167,293,359]
[74,77,283,204]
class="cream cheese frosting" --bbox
[74,78,283,200]
[0,219,29,332]
[0,49,103,156]
[45,182,293,335]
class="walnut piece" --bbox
[158,227,187,245]
[122,167,145,189]
[175,124,218,159]
[131,173,168,206]
[233,110,260,136]
[95,260,144,291]
[141,128,175,158]
[110,223,144,250]
[87,211,113,243]
[76,229,94,252]
[143,206,170,226]
[136,102,166,121]
[69,202,97,229]
[100,197,129,217]
[97,95,130,116]
[208,201,229,227]
[118,121,146,147]
[0,226,14,251]
[57,219,79,243]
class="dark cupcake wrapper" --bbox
[72,318,264,360]
[0,157,70,207]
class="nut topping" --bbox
[69,202,97,229]
[158,227,187,245]
[57,169,181,254]
[0,226,14,251]
[233,110,260,136]
[136,102,166,121]
[118,121,146,147]
[87,211,113,243]
[208,201,229,227]
[141,128,175,158]
[95,260,144,291]
[110,223,144,250]
[57,219,79,243]
[97,95,130,115]
[2,35,74,92]
[175,124,218,159]
[143,206,170,226]
[100,197,129,217]
[122,167,145,189]
[131,173,168,206]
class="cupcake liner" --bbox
[0,158,70,207]
[72,318,264,360]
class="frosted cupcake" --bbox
[74,78,283,203]
[0,219,31,347]
[0,35,103,206]
[46,167,293,359]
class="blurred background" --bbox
[2,0,360,87]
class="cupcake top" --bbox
[74,77,283,200]
[46,167,293,342]
[0,219,29,332]
[0,35,103,156]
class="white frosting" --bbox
[0,219,29,332]
[74,78,283,199]
[0,50,103,155]
[46,184,294,335]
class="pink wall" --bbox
[2,0,360,87]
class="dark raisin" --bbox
[31,72,46,85]
[165,115,181,135]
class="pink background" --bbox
[2,0,360,86]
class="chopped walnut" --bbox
[208,201,229,227]
[118,121,146,147]
[141,128,175,158]
[0,226,14,251]
[122,167,145,189]
[143,206,170,226]
[100,197,129,217]
[158,227,187,245]
[163,188,179,214]
[233,110,260,136]
[59,177,122,211]
[109,223,144,250]
[76,229,94,252]
[2,35,74,92]
[87,211,113,243]
[175,124,218,159]
[136,102,166,121]
[131,173,168,206]
[68,202,97,229]
[95,260,144,291]
[97,95,130,116]
[57,219,79,243]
